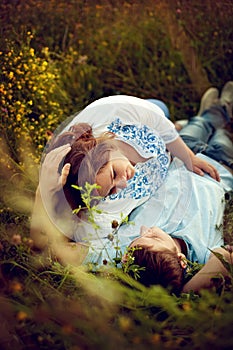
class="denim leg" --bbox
[146,99,170,119]
[179,116,214,153]
[179,105,231,154]
[201,105,230,129]
[204,129,233,169]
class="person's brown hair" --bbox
[130,247,184,294]
[47,123,117,212]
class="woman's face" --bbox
[96,150,135,197]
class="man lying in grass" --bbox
[118,82,233,294]
[123,225,233,295]
[118,83,233,294]
[31,83,233,294]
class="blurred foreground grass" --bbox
[0,198,233,350]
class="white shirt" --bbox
[64,95,178,144]
[58,95,179,242]
[86,154,232,265]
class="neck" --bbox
[173,238,187,256]
[115,140,149,164]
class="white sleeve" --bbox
[62,95,179,144]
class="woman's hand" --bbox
[189,154,220,182]
[166,136,220,181]
[38,144,72,218]
[39,144,71,195]
[31,144,72,249]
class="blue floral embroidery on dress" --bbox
[104,118,170,201]
[107,118,167,158]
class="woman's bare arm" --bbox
[166,136,220,181]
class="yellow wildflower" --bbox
[16,311,28,321]
[10,280,23,293]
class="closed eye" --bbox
[108,186,116,196]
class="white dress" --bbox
[58,95,178,242]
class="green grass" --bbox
[0,214,233,349]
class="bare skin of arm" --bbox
[182,247,233,293]
[166,136,220,181]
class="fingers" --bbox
[61,163,71,186]
[206,166,220,182]
[43,144,71,166]
[201,161,220,181]
[40,144,72,192]
[193,163,220,182]
[193,166,204,177]
[191,155,221,182]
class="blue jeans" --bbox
[179,106,233,169]
[146,99,170,119]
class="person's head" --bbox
[48,123,135,211]
[125,226,187,294]
[95,148,135,197]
